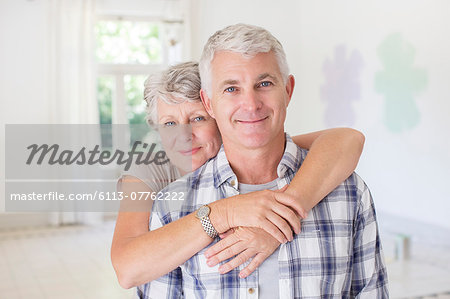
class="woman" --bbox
[111,62,365,289]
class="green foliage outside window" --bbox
[95,20,161,64]
[125,75,148,143]
[97,76,114,125]
[125,75,147,125]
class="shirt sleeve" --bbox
[136,267,184,299]
[351,175,389,298]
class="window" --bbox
[95,20,162,65]
[95,17,184,148]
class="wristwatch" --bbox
[196,205,218,239]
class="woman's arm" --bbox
[112,176,300,288]
[287,127,365,211]
[111,176,212,289]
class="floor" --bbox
[0,219,449,299]
[382,234,450,298]
[0,221,133,299]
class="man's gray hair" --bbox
[199,23,290,97]
[144,61,201,125]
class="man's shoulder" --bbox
[326,172,369,199]
[286,135,367,195]
[306,172,372,224]
[318,172,372,219]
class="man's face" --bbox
[201,51,294,150]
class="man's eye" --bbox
[164,121,176,127]
[192,116,205,122]
[259,81,272,87]
[225,87,236,93]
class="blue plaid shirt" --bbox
[137,135,388,298]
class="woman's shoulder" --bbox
[119,161,180,192]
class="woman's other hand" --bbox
[204,227,280,278]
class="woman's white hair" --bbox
[199,23,290,97]
[144,61,201,125]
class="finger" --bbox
[266,202,298,237]
[259,220,287,244]
[219,248,253,274]
[271,201,302,234]
[266,212,294,241]
[274,192,308,219]
[205,232,238,259]
[239,252,269,278]
[219,229,235,239]
[301,211,308,220]
[208,241,246,268]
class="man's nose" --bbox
[241,89,262,111]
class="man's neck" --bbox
[222,133,286,184]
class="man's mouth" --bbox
[236,116,268,124]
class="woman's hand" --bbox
[204,227,280,278]
[209,187,307,244]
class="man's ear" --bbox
[200,89,215,119]
[285,75,295,106]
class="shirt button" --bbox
[248,288,255,294]
[230,180,236,187]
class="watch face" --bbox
[197,205,210,218]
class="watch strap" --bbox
[200,215,218,238]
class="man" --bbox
[140,24,388,298]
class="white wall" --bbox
[0,0,50,123]
[95,0,167,16]
[0,0,51,217]
[189,0,450,229]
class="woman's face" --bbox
[157,99,222,175]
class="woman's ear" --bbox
[200,89,215,119]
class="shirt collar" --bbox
[213,144,236,188]
[212,134,301,189]
[277,134,302,178]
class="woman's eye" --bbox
[259,81,272,87]
[164,121,176,127]
[192,116,205,122]
[225,87,236,93]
